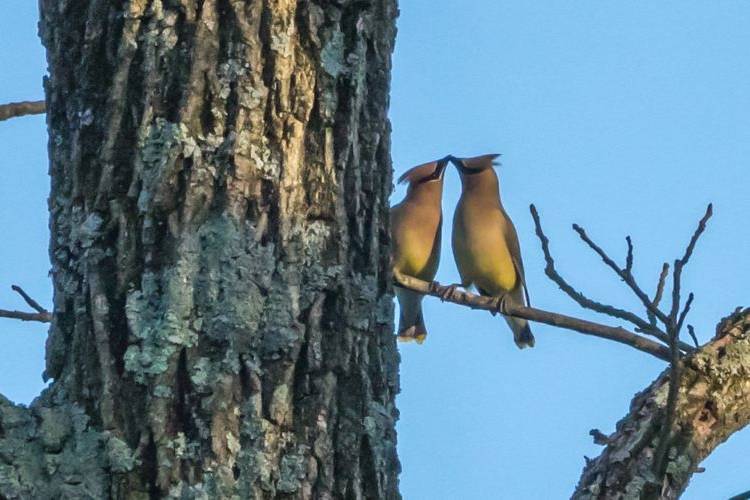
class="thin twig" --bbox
[572,223,672,327]
[625,236,634,275]
[0,100,46,122]
[678,204,713,268]
[654,205,712,475]
[530,205,660,335]
[530,205,691,351]
[393,271,671,362]
[12,285,47,314]
[649,263,670,326]
[687,325,699,348]
[668,204,713,326]
[669,204,713,325]
[676,293,694,335]
[0,285,52,323]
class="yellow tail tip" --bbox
[397,333,427,345]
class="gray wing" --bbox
[502,212,531,307]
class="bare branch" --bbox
[0,100,46,122]
[393,271,671,362]
[625,236,634,275]
[669,204,713,325]
[655,206,713,471]
[573,309,750,498]
[652,207,712,477]
[0,285,52,323]
[12,285,48,314]
[649,263,670,326]
[530,205,691,351]
[678,203,713,269]
[572,223,672,327]
[729,490,750,500]
[530,206,660,333]
[687,324,699,348]
[654,347,681,474]
[655,291,694,474]
[0,309,51,323]
[675,292,694,336]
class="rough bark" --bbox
[573,308,750,499]
[1,0,399,498]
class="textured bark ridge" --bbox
[1,0,399,498]
[573,308,750,499]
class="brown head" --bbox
[449,153,502,195]
[396,156,450,205]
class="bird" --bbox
[390,156,450,343]
[449,153,535,348]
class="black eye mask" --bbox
[419,157,450,183]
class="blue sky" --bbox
[2,1,750,498]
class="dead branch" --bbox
[12,285,48,314]
[654,204,712,474]
[687,325,699,348]
[649,262,670,326]
[0,100,46,122]
[572,223,672,327]
[625,236,634,274]
[529,203,713,477]
[0,285,51,323]
[573,309,750,499]
[0,309,51,323]
[530,205,694,353]
[393,271,671,361]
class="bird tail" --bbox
[395,288,428,344]
[506,316,535,349]
[478,286,535,349]
[504,287,535,349]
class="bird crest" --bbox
[397,157,449,185]
[451,153,501,171]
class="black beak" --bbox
[445,155,467,173]
[434,156,450,179]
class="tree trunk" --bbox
[1,0,399,498]
[573,308,750,499]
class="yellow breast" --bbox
[453,203,518,294]
[392,204,442,281]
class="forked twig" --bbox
[0,285,51,323]
[654,204,713,474]
[530,205,693,353]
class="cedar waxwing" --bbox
[450,154,535,348]
[391,157,450,343]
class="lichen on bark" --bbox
[573,308,750,499]
[1,0,400,497]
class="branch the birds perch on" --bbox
[0,100,46,122]
[0,285,51,323]
[394,202,713,370]
[393,270,671,361]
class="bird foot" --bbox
[489,294,509,316]
[431,282,461,302]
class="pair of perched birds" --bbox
[391,154,534,349]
